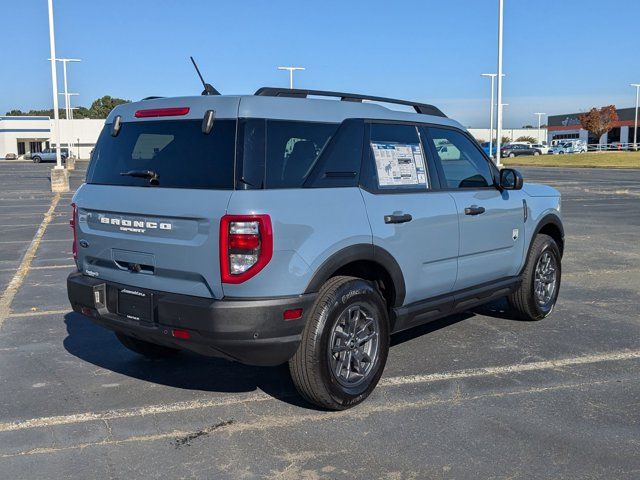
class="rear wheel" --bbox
[533,150,540,156]
[508,234,561,320]
[115,332,180,358]
[289,276,390,410]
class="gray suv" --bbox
[32,147,69,163]
[67,88,564,410]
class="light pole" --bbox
[631,83,640,150]
[277,66,305,89]
[47,0,63,171]
[55,58,81,121]
[481,73,497,157]
[58,92,78,154]
[534,112,546,144]
[495,0,504,167]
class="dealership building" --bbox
[547,107,638,146]
[0,116,105,160]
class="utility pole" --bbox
[278,66,305,89]
[47,0,69,192]
[631,84,640,150]
[481,73,497,157]
[495,0,504,167]
[534,112,546,144]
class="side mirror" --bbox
[499,168,523,190]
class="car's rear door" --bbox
[74,105,239,300]
[360,122,459,306]
[425,126,525,290]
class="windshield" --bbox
[87,120,236,189]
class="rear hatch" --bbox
[73,98,240,299]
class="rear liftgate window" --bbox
[87,119,236,189]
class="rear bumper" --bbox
[67,272,316,366]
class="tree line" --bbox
[5,96,130,119]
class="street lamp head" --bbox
[631,83,640,88]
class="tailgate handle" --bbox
[114,260,155,274]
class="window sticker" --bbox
[371,142,428,188]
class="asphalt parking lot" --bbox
[0,161,638,479]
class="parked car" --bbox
[501,143,542,157]
[32,148,69,163]
[4,153,18,160]
[550,140,586,154]
[480,141,497,157]
[67,87,564,410]
[531,143,549,155]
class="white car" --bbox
[550,141,587,154]
[531,143,550,154]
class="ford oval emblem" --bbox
[79,239,89,248]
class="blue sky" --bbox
[3,0,639,127]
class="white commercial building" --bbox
[0,116,105,160]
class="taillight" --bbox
[220,214,273,284]
[70,203,78,261]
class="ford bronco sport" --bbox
[67,87,563,410]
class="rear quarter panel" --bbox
[223,188,372,298]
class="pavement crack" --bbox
[172,419,234,448]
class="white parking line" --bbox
[8,309,68,318]
[0,194,60,331]
[0,348,637,434]
[0,379,618,458]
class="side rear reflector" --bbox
[283,308,303,321]
[134,107,190,118]
[171,329,191,340]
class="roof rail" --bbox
[254,87,446,117]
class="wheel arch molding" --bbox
[529,212,565,258]
[303,243,406,308]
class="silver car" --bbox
[31,148,69,163]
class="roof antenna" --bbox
[190,56,220,96]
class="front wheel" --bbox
[508,234,561,320]
[289,276,390,410]
[509,153,516,158]
[533,150,540,156]
[32,156,41,163]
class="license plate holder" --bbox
[117,288,152,322]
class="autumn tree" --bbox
[579,105,618,143]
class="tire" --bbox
[508,234,561,320]
[115,332,181,358]
[289,276,390,410]
[32,156,41,163]
[508,153,515,158]
[533,150,540,156]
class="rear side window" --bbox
[87,120,236,189]
[428,127,494,189]
[265,121,338,188]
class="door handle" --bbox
[384,213,413,224]
[464,205,486,216]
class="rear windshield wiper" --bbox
[120,170,159,185]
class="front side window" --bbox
[369,123,429,190]
[428,128,494,189]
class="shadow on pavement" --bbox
[63,298,522,409]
